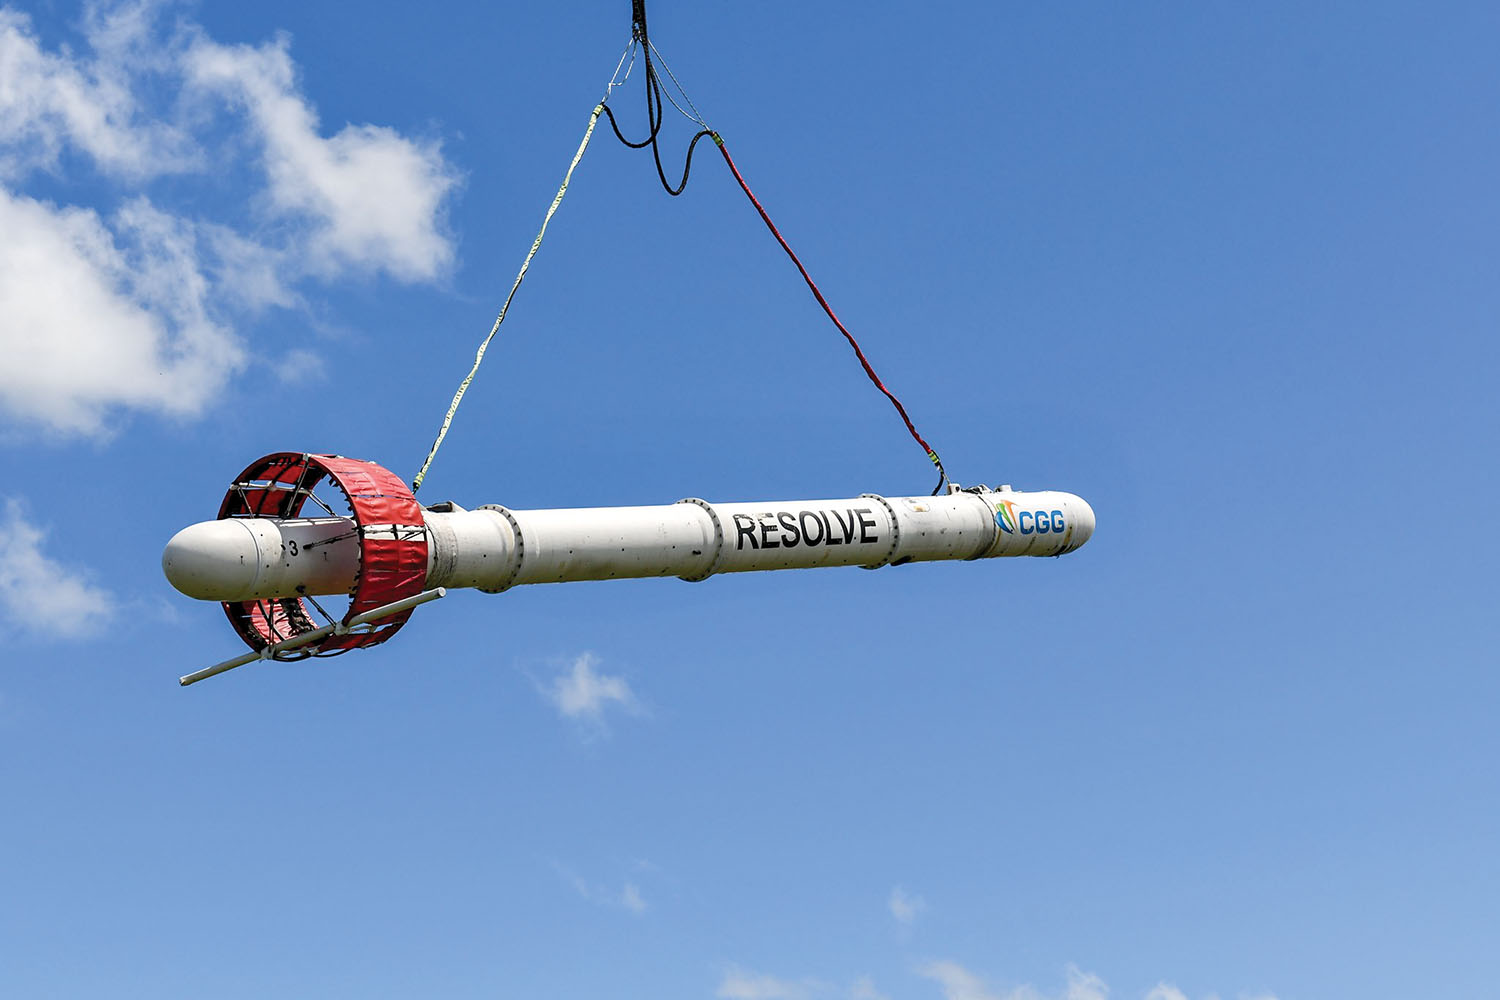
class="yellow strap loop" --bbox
[412,104,605,492]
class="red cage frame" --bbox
[216,453,429,658]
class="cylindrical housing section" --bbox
[162,516,360,602]
[163,488,1094,603]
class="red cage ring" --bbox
[216,453,429,658]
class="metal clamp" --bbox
[675,497,727,583]
[858,493,902,570]
[476,505,525,593]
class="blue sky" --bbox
[1,2,1496,998]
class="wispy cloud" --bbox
[0,5,194,179]
[555,862,649,916]
[919,960,1009,1000]
[1143,987,1187,1000]
[916,962,1274,1000]
[0,1,459,437]
[918,961,1108,1000]
[542,652,640,727]
[717,969,892,1000]
[0,187,244,435]
[713,962,1260,1000]
[888,885,926,926]
[1064,968,1108,1000]
[619,881,647,914]
[0,498,112,638]
[717,967,822,1000]
[1146,986,1282,1000]
[183,30,459,282]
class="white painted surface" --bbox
[163,488,1095,602]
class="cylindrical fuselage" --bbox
[163,487,1094,603]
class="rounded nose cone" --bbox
[162,519,260,600]
[1070,495,1096,550]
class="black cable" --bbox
[648,122,715,197]
[599,104,713,196]
[601,76,662,148]
[615,0,952,492]
[603,0,708,197]
[632,0,648,43]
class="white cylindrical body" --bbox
[163,487,1094,602]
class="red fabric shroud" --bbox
[217,453,429,658]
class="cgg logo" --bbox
[995,500,1065,536]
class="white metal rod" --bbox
[345,587,447,625]
[177,648,264,688]
[178,588,447,687]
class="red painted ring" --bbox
[217,453,429,657]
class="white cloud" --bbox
[920,960,1008,1000]
[199,221,297,313]
[717,967,820,1000]
[0,1,459,437]
[715,962,1267,1000]
[1143,987,1188,1000]
[1062,967,1108,1000]
[918,962,1107,1000]
[544,652,638,723]
[0,5,193,179]
[556,863,649,916]
[0,187,242,435]
[274,347,326,386]
[184,33,459,282]
[917,964,1272,1000]
[717,969,890,1000]
[1144,985,1284,1000]
[889,885,926,925]
[0,498,113,637]
[620,881,646,914]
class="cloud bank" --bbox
[0,2,459,437]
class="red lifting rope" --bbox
[709,134,946,489]
[414,2,950,496]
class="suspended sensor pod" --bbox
[164,453,1095,685]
